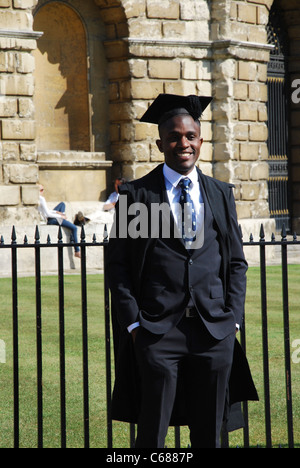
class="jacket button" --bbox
[189,259,193,265]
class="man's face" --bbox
[156,114,203,175]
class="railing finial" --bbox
[281,223,287,241]
[11,226,17,244]
[35,226,40,244]
[103,224,108,243]
[259,224,265,242]
[81,225,86,242]
[58,226,63,243]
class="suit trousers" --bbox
[134,315,235,448]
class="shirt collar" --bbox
[163,163,198,188]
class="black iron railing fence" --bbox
[241,224,297,449]
[0,224,299,448]
[0,225,109,449]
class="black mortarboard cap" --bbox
[140,94,212,126]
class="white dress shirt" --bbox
[163,163,205,242]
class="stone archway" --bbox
[33,0,115,203]
[34,0,132,175]
[33,2,90,152]
[34,0,112,155]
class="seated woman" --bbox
[38,185,81,258]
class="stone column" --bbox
[113,0,213,181]
[211,0,275,238]
[0,0,41,225]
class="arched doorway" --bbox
[32,0,113,203]
[33,2,90,151]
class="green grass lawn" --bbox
[0,266,299,448]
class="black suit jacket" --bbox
[107,164,247,338]
[107,164,259,428]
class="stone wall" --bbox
[106,0,274,228]
[0,0,113,225]
[0,0,40,224]
[212,0,272,222]
[104,0,214,182]
[3,0,300,236]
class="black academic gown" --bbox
[107,164,259,431]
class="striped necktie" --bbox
[178,178,197,246]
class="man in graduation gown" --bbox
[107,94,258,448]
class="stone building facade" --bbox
[0,0,299,235]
